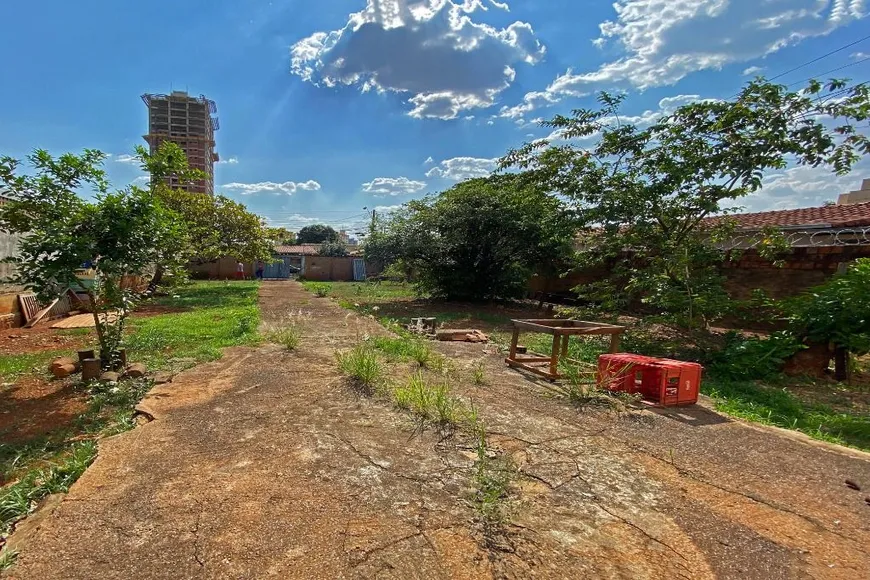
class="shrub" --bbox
[308,283,331,298]
[707,331,804,381]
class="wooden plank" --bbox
[50,312,117,329]
[25,298,59,328]
[505,358,559,381]
[512,356,553,363]
[549,333,561,378]
[18,293,41,323]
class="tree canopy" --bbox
[298,224,339,244]
[138,143,273,266]
[366,175,577,301]
[503,79,870,325]
[318,240,350,257]
[0,149,184,359]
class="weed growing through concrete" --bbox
[264,325,302,351]
[393,372,459,426]
[471,429,516,548]
[336,345,383,394]
[472,361,487,385]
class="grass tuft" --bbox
[471,430,515,547]
[336,345,383,394]
[264,325,301,351]
[305,282,332,298]
[392,372,472,428]
[471,361,487,385]
[0,548,17,571]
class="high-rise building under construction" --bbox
[142,91,220,195]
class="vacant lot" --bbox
[6,281,868,579]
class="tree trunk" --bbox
[148,264,165,294]
[834,346,850,382]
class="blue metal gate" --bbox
[263,258,295,280]
[353,259,366,281]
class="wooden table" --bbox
[505,319,626,381]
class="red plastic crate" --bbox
[598,354,702,406]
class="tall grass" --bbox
[0,441,96,534]
[336,345,383,393]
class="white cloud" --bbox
[374,204,404,213]
[735,159,870,212]
[544,94,709,143]
[217,157,239,165]
[424,156,435,165]
[221,180,322,195]
[853,51,870,60]
[506,0,867,116]
[132,176,150,184]
[742,66,764,76]
[290,0,545,120]
[114,154,138,164]
[362,176,427,196]
[426,156,498,180]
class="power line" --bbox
[768,33,870,81]
[786,56,870,88]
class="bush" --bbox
[707,331,804,381]
[308,283,331,298]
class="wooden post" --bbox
[609,333,621,354]
[549,332,561,379]
[81,358,102,381]
[560,333,570,359]
[509,327,519,361]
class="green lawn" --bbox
[126,281,261,371]
[0,281,261,563]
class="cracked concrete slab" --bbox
[7,282,870,579]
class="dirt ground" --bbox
[6,281,870,579]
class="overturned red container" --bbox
[598,354,702,406]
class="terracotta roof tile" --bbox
[708,201,870,229]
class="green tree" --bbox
[298,224,339,244]
[266,227,296,246]
[0,149,184,363]
[786,258,870,381]
[318,240,350,257]
[136,143,273,285]
[503,79,870,326]
[368,175,576,300]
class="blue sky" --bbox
[1,0,869,234]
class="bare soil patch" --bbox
[0,328,88,357]
[0,376,87,445]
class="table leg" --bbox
[549,333,561,379]
[509,328,519,361]
[609,333,621,354]
[560,334,569,359]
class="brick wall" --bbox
[722,246,870,299]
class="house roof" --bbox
[274,244,322,255]
[709,201,870,230]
